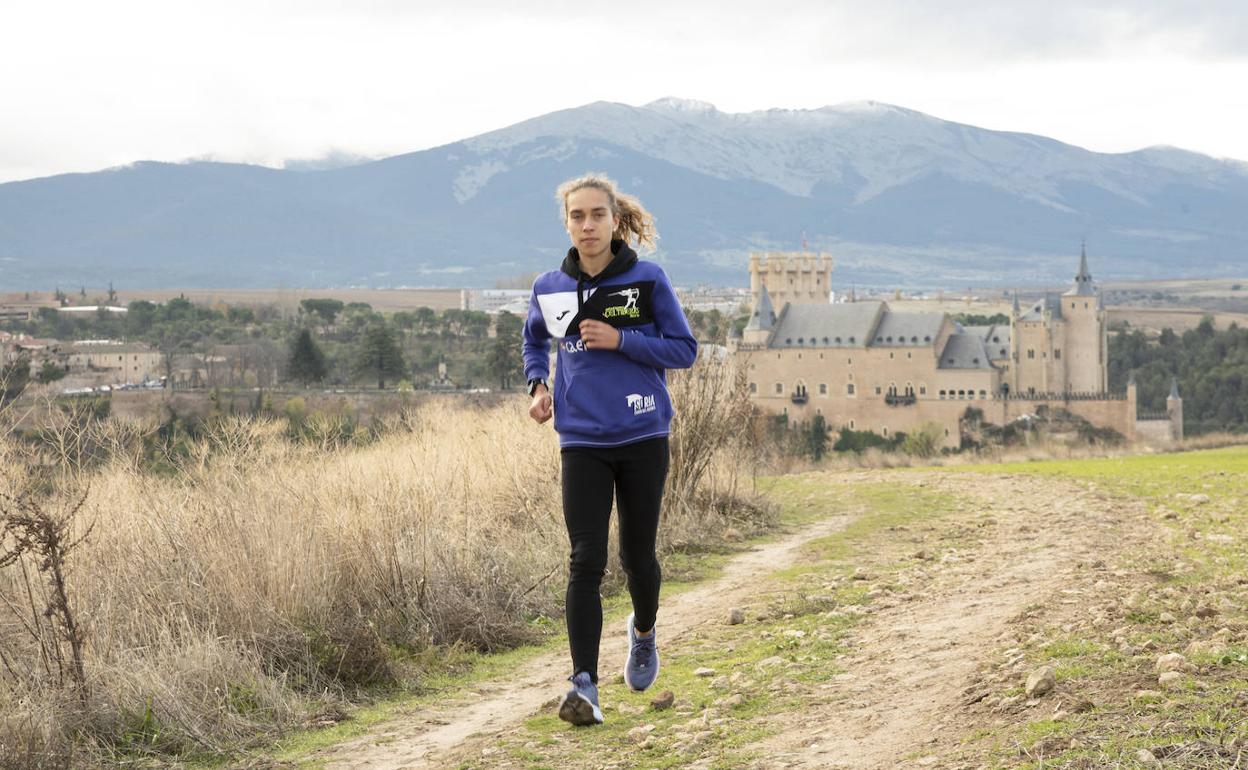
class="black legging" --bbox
[560,436,669,684]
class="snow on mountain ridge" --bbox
[456,98,1245,206]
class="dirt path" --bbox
[315,511,853,769]
[757,473,1141,769]
[313,469,1144,770]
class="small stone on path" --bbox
[1158,671,1185,689]
[727,608,746,625]
[1025,666,1056,698]
[650,690,675,710]
[694,667,716,677]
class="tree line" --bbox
[1109,318,1248,434]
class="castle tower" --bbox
[1059,244,1108,393]
[1167,377,1184,442]
[748,251,834,311]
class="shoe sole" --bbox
[558,691,603,726]
[623,613,660,692]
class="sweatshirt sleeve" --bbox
[616,267,698,370]
[522,282,552,382]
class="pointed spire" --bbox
[1064,241,1096,296]
[746,283,775,331]
[1168,376,1181,400]
[1127,371,1136,387]
[1012,290,1021,315]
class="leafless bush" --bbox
[0,488,93,698]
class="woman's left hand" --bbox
[578,319,621,350]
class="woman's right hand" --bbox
[529,385,552,424]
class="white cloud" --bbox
[0,1,1245,183]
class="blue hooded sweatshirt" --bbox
[522,240,697,448]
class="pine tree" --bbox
[286,328,328,386]
[488,311,523,389]
[354,323,407,389]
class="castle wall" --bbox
[1135,419,1175,446]
[737,345,1000,448]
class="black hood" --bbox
[560,239,638,284]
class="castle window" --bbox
[786,338,792,345]
[876,336,883,342]
[889,352,894,359]
[835,336,842,343]
[992,336,999,342]
[886,336,893,342]
[939,390,946,399]
[924,335,931,342]
[882,427,889,436]
[1042,351,1047,359]
[1055,349,1061,360]
[958,389,966,398]
[968,391,974,399]
[749,382,757,393]
[972,357,979,364]
[1085,302,1089,309]
[911,336,917,343]
[1027,349,1035,359]
[822,337,829,344]
[798,337,804,344]
[847,383,855,395]
[775,383,783,394]
[847,357,852,365]
[907,352,912,359]
[979,390,987,398]
[798,353,802,359]
[919,385,927,395]
[849,419,856,429]
[874,386,882,395]
[849,336,855,344]
[819,383,827,395]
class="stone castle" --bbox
[727,249,1183,447]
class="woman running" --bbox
[522,174,697,726]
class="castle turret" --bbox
[1060,244,1107,392]
[1167,377,1184,442]
[742,283,776,345]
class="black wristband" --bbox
[527,378,548,397]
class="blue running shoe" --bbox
[558,671,603,726]
[624,613,660,692]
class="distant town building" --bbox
[56,305,129,315]
[464,289,530,315]
[64,340,162,383]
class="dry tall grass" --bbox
[0,354,764,767]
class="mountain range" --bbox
[2,97,1246,290]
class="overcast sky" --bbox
[2,0,1246,184]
